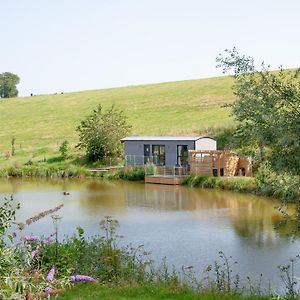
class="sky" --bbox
[1,0,300,96]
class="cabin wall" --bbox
[124,140,196,167]
[195,138,217,151]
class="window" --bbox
[177,145,188,166]
[144,144,151,164]
[152,145,165,166]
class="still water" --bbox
[1,178,299,289]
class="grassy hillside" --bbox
[0,76,235,164]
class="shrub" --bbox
[255,163,300,202]
[59,140,69,159]
[120,167,145,181]
[76,104,131,162]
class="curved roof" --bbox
[121,136,215,142]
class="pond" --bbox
[0,178,299,290]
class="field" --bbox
[0,76,235,165]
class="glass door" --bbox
[177,145,188,166]
[152,145,165,166]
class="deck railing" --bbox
[125,155,189,176]
[125,155,154,166]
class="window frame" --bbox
[152,144,166,166]
[177,145,188,166]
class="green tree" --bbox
[216,48,300,175]
[76,104,131,162]
[0,72,20,98]
[59,140,69,159]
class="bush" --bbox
[59,140,69,159]
[120,167,145,181]
[76,104,131,162]
[255,163,300,202]
[100,167,147,182]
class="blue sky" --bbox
[1,0,299,96]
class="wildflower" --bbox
[41,232,56,244]
[46,266,55,281]
[43,287,52,292]
[31,249,39,258]
[21,235,40,242]
[70,275,96,282]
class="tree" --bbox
[216,48,300,175]
[0,72,20,98]
[59,140,69,159]
[76,104,132,162]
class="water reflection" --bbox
[0,179,296,260]
[71,179,287,247]
[0,178,285,246]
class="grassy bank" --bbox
[1,162,298,205]
[0,162,90,178]
[59,283,271,300]
[0,76,235,167]
[182,173,300,204]
[182,175,256,193]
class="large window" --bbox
[152,145,165,166]
[177,145,188,166]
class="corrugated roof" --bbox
[121,136,215,141]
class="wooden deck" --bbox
[145,175,186,185]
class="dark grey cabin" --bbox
[121,136,217,167]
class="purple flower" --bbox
[70,275,96,283]
[41,232,55,244]
[41,237,52,244]
[21,235,40,242]
[46,266,55,281]
[43,287,52,292]
[31,249,39,258]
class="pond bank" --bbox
[0,163,299,204]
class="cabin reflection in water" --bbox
[78,180,287,247]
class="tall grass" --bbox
[59,283,271,300]
[182,175,256,193]
[0,163,90,178]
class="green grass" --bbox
[0,76,235,165]
[182,175,256,193]
[59,283,270,300]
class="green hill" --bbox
[0,75,235,164]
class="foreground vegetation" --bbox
[59,283,271,300]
